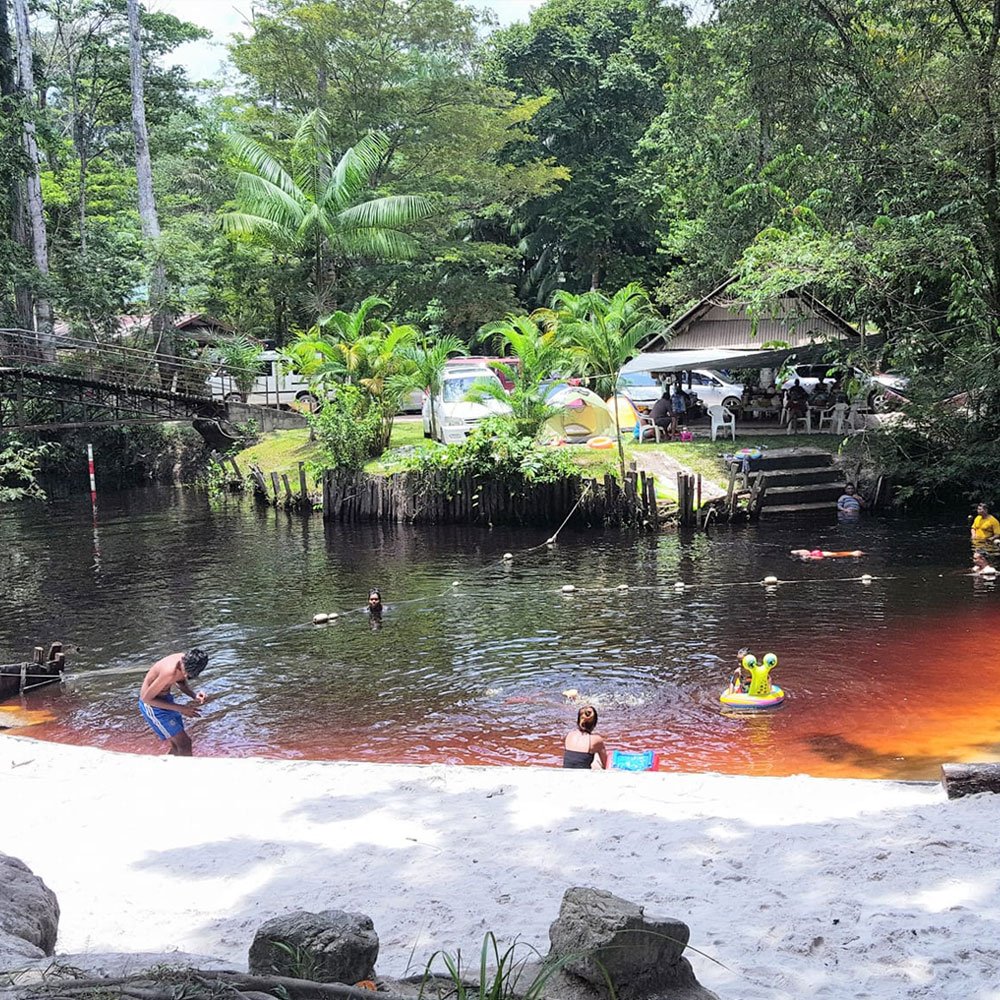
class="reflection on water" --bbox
[1,487,998,778]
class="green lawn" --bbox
[232,419,438,480]
[630,434,849,487]
[233,421,852,490]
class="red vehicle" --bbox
[445,356,522,392]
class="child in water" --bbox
[728,647,751,693]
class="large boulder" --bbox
[0,854,59,969]
[547,887,717,1000]
[248,910,378,984]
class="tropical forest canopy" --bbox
[3,0,1000,415]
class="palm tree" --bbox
[391,335,468,442]
[471,314,568,438]
[210,335,264,398]
[547,283,663,477]
[220,110,434,307]
[356,323,421,449]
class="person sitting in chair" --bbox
[649,390,673,436]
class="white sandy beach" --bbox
[3,737,1000,999]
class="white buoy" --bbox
[860,574,873,584]
[452,581,461,587]
[502,552,514,562]
[674,581,686,590]
[982,566,997,577]
[561,584,577,593]
[763,575,779,585]
[546,536,557,545]
[328,612,339,619]
[617,583,629,590]
[563,688,579,699]
[312,613,329,625]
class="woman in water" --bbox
[562,705,608,769]
[367,589,383,631]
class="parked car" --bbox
[685,369,745,411]
[778,364,855,393]
[445,355,522,390]
[422,366,512,443]
[615,371,664,413]
[207,350,319,409]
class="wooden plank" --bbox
[941,763,1000,799]
[281,474,293,500]
[269,471,280,502]
[298,462,308,500]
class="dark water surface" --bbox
[2,487,998,778]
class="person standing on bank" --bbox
[138,649,209,756]
[562,705,608,769]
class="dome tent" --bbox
[542,386,615,442]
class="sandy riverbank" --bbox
[3,737,999,999]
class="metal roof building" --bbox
[639,277,864,354]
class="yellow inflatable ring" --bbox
[719,685,785,710]
[587,436,615,450]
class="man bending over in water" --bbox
[138,649,208,756]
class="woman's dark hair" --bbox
[577,705,598,733]
[182,648,209,678]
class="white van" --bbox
[207,350,319,409]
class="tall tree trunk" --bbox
[11,0,53,350]
[126,0,171,362]
[0,0,31,330]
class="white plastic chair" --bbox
[846,401,869,431]
[708,404,736,442]
[786,409,811,434]
[635,414,667,443]
[816,402,848,433]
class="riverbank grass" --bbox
[234,424,851,492]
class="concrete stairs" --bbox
[751,448,846,517]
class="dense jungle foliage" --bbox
[3,0,1000,499]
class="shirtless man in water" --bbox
[138,649,208,756]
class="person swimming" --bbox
[790,548,865,559]
[367,589,383,631]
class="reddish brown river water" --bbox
[2,487,997,778]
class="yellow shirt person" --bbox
[971,504,1000,545]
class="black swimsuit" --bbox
[563,734,595,769]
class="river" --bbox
[1,486,997,778]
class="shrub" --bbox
[401,418,578,488]
[308,385,381,471]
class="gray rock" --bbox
[547,887,717,999]
[248,910,378,984]
[0,854,59,969]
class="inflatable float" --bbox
[586,435,615,450]
[720,652,786,710]
[791,549,864,560]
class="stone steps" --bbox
[740,448,846,518]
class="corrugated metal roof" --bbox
[639,279,862,352]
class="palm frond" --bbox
[234,172,307,230]
[226,133,300,201]
[333,194,435,232]
[328,228,423,261]
[218,211,292,241]
[325,131,391,210]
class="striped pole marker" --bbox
[87,443,97,504]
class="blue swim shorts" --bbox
[138,694,185,740]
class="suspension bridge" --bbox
[0,329,296,447]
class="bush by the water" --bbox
[401,418,579,487]
[308,386,382,471]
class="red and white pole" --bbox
[87,443,97,503]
